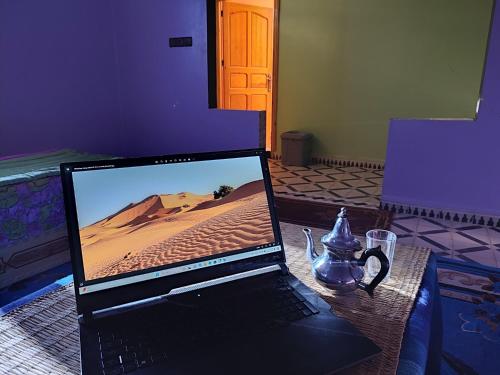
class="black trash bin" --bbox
[280,131,312,166]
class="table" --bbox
[0,223,441,375]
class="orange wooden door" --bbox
[221,2,274,150]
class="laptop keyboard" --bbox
[96,279,318,374]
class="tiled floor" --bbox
[393,215,500,268]
[269,159,500,269]
[269,159,382,209]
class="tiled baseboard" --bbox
[270,153,385,170]
[380,200,500,229]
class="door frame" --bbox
[215,0,280,152]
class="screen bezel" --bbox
[60,149,285,315]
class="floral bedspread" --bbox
[0,149,113,289]
[0,177,66,248]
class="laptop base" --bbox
[80,272,380,375]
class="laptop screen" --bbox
[69,154,281,295]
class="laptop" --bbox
[60,148,380,375]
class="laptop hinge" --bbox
[80,265,285,320]
[279,263,290,275]
[80,311,94,324]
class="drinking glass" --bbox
[366,230,397,281]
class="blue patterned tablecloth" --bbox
[397,254,441,374]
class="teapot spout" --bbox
[303,228,319,262]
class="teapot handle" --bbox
[356,246,390,296]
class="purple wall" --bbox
[0,0,261,158]
[110,0,261,157]
[382,2,499,216]
[0,0,123,157]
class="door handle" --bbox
[266,74,272,92]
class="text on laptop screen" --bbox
[72,156,278,289]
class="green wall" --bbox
[276,0,493,161]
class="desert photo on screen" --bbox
[74,157,275,280]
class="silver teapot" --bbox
[303,208,389,296]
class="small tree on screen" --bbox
[213,185,234,199]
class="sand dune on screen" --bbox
[81,180,274,280]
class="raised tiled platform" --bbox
[269,159,500,269]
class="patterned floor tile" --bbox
[314,167,345,175]
[272,171,296,179]
[395,236,415,247]
[366,177,384,185]
[327,173,360,181]
[306,164,331,170]
[457,248,497,265]
[316,181,350,190]
[412,237,454,259]
[341,179,376,188]
[291,169,322,177]
[357,186,382,196]
[277,176,311,185]
[351,171,382,179]
[391,216,420,233]
[268,165,287,173]
[489,228,500,246]
[451,232,488,251]
[338,166,366,173]
[281,165,309,171]
[457,228,491,245]
[294,191,337,201]
[417,232,453,252]
[412,237,434,249]
[304,175,334,183]
[460,226,494,245]
[417,218,447,233]
[439,220,475,229]
[290,183,324,193]
[428,231,455,244]
[389,223,415,237]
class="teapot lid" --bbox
[321,208,362,250]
